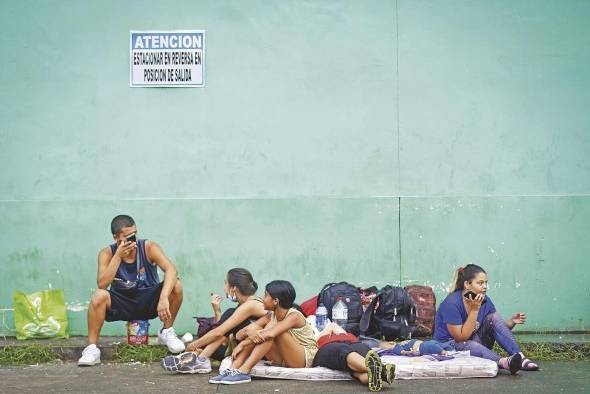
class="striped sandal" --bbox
[365,350,383,392]
[520,353,539,371]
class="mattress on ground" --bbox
[220,352,497,381]
[381,353,498,380]
[219,357,352,381]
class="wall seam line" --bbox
[395,0,403,285]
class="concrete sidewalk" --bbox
[0,361,588,393]
[2,333,589,362]
[1,334,588,393]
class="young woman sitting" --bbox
[161,268,265,374]
[433,264,539,374]
[209,280,318,385]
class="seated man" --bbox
[78,215,185,366]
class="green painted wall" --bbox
[1,0,588,336]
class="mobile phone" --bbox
[125,233,137,243]
[464,291,486,303]
[463,291,477,300]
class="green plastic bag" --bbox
[13,289,69,340]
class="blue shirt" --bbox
[433,290,496,341]
[109,239,160,289]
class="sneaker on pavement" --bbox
[365,350,383,392]
[78,344,101,366]
[381,363,395,384]
[161,352,211,374]
[209,368,232,384]
[157,327,186,353]
[218,369,251,385]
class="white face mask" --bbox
[226,291,238,303]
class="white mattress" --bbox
[219,357,352,381]
[219,351,497,381]
[381,352,498,379]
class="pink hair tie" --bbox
[458,267,464,273]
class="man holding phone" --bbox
[78,215,185,366]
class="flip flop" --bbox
[521,356,539,371]
[365,350,383,392]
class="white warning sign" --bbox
[130,30,205,87]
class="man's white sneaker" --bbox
[78,344,101,366]
[157,327,186,353]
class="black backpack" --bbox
[360,285,417,341]
[317,282,363,335]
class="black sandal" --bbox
[521,355,539,371]
[508,353,522,375]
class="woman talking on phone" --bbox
[433,264,539,374]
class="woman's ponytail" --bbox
[448,266,464,293]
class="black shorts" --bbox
[312,341,371,371]
[219,307,257,335]
[106,282,164,322]
[210,307,257,361]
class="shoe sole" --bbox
[178,369,212,374]
[382,363,396,384]
[160,356,182,372]
[365,350,383,392]
[161,354,210,374]
[509,353,523,375]
[218,379,251,385]
[521,364,539,371]
[78,360,101,367]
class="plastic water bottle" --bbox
[316,303,328,331]
[332,297,348,328]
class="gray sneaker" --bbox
[209,368,232,384]
[218,369,251,385]
[160,352,211,374]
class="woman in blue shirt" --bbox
[433,264,539,374]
